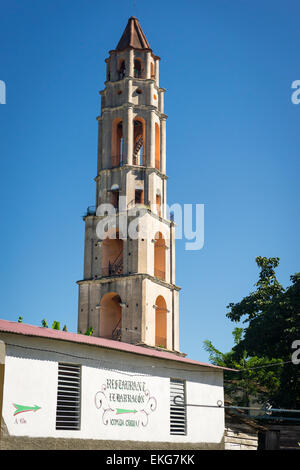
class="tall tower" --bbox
[77,17,180,352]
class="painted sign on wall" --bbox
[12,403,41,425]
[13,403,41,416]
[95,377,157,428]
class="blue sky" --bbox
[0,0,299,363]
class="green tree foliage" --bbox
[84,327,93,336]
[226,257,284,323]
[205,257,300,409]
[41,319,68,331]
[51,321,60,330]
[204,328,282,407]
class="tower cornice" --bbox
[77,272,181,291]
[94,165,168,180]
[83,205,173,227]
[107,48,161,62]
[96,105,168,121]
[101,77,164,92]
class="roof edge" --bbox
[0,319,237,372]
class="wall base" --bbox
[0,436,224,451]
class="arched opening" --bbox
[106,61,111,81]
[155,295,167,348]
[118,60,125,80]
[133,117,145,165]
[110,184,120,209]
[100,292,122,340]
[155,122,160,170]
[135,188,144,204]
[154,232,166,280]
[156,193,161,217]
[134,59,142,78]
[101,233,123,277]
[150,62,155,80]
[111,118,123,167]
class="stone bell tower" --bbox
[77,17,180,352]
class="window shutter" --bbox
[56,363,81,430]
[170,378,186,435]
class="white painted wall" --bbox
[1,333,224,444]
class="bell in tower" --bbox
[77,17,181,353]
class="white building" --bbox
[0,320,227,449]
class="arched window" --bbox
[118,60,125,80]
[106,62,111,81]
[156,193,161,217]
[100,292,122,340]
[111,118,123,167]
[133,117,145,165]
[155,295,167,348]
[101,232,123,277]
[111,189,119,209]
[135,188,144,204]
[134,59,142,78]
[154,232,166,280]
[150,62,155,80]
[155,122,160,170]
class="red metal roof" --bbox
[116,17,151,51]
[0,319,234,371]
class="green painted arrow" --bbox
[13,404,41,416]
[116,408,138,415]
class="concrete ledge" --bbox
[0,436,224,450]
[77,273,181,291]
